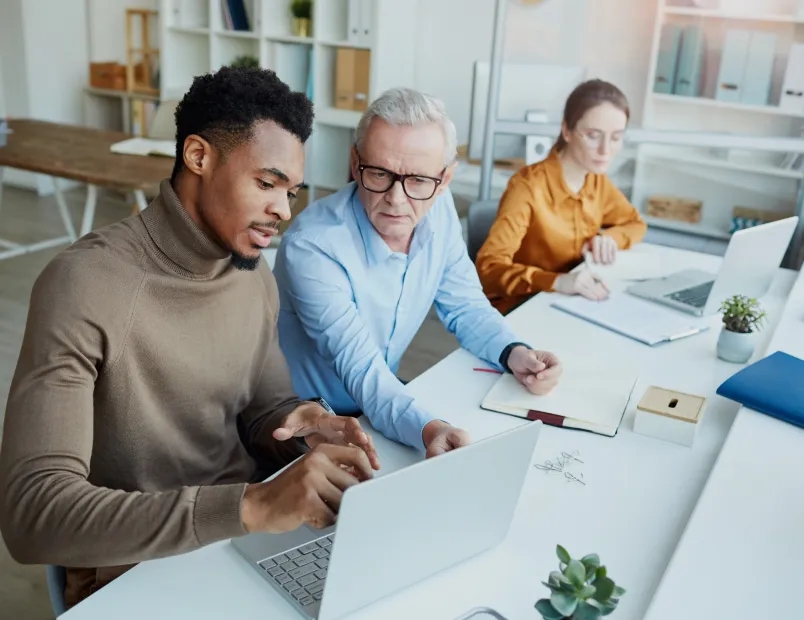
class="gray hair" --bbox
[355,87,458,166]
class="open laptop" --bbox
[231,421,542,620]
[626,217,798,316]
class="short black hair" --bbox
[171,66,314,181]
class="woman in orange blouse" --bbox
[476,80,647,314]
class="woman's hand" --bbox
[554,270,609,301]
[582,235,618,265]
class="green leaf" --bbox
[535,599,564,620]
[550,570,570,585]
[593,577,615,602]
[551,590,579,617]
[600,601,618,616]
[612,585,626,598]
[557,544,571,565]
[573,601,603,620]
[595,566,607,582]
[581,554,600,570]
[586,599,603,610]
[566,559,587,588]
[542,581,561,593]
[559,579,576,593]
[579,584,596,599]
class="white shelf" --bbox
[216,29,259,39]
[642,151,804,180]
[644,214,731,240]
[267,35,314,44]
[316,107,361,128]
[652,93,804,118]
[316,38,371,49]
[168,26,210,35]
[664,7,804,24]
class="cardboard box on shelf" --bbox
[334,48,371,112]
[646,195,702,223]
[90,62,127,91]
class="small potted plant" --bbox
[535,545,625,620]
[717,294,766,364]
[230,54,259,69]
[290,0,312,37]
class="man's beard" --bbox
[230,221,279,271]
[230,251,261,271]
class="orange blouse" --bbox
[476,149,647,314]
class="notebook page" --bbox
[583,249,672,282]
[482,363,638,429]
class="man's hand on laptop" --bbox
[241,444,374,533]
[508,347,563,396]
[422,420,471,459]
[273,402,381,470]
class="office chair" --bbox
[46,564,67,616]
[467,200,499,262]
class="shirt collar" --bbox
[544,147,596,201]
[350,185,436,267]
[140,179,231,279]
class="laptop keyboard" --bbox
[664,280,714,308]
[259,533,334,609]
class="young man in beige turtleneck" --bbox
[0,66,379,609]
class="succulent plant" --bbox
[720,294,766,334]
[535,545,625,620]
[230,54,259,69]
[290,0,312,19]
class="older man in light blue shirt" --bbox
[274,88,562,457]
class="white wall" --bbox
[415,0,658,146]
[87,0,158,63]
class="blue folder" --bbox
[716,351,804,427]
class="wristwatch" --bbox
[499,341,533,373]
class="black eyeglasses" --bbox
[357,162,445,201]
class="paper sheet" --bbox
[110,137,175,158]
[583,248,673,282]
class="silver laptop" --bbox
[231,421,542,620]
[627,217,799,316]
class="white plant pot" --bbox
[716,327,756,364]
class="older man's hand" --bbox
[507,347,563,396]
[421,420,472,459]
[274,403,381,471]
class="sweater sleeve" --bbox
[475,174,560,297]
[599,176,647,249]
[0,256,246,567]
[238,265,307,465]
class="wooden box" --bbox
[633,386,707,447]
[90,62,127,91]
[646,195,703,223]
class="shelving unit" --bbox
[160,0,419,199]
[633,0,804,254]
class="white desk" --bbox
[62,245,796,620]
[644,268,804,620]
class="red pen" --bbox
[473,367,503,375]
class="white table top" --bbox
[63,244,797,620]
[643,267,804,620]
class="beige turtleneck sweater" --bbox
[0,180,306,602]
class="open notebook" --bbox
[480,363,639,436]
[110,137,175,158]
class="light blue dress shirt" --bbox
[273,183,520,450]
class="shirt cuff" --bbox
[400,404,434,451]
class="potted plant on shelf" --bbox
[290,0,312,37]
[230,54,259,69]
[717,294,766,364]
[535,546,625,620]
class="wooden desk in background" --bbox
[0,119,173,261]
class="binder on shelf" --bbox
[716,30,750,103]
[674,25,704,97]
[741,31,775,106]
[353,50,371,112]
[654,24,681,95]
[224,0,250,31]
[780,43,804,115]
[335,48,357,110]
